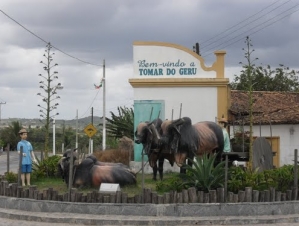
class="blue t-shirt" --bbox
[17,140,33,165]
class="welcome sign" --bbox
[133,42,216,78]
[137,59,197,76]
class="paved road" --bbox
[0,151,19,175]
[1,206,299,226]
[0,151,44,175]
[0,218,85,226]
[0,217,298,226]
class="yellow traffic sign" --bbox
[84,123,97,138]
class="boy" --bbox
[17,128,37,186]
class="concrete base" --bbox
[1,207,299,225]
[130,160,180,174]
[1,196,299,220]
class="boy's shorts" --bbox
[21,164,32,173]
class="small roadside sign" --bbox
[84,123,97,138]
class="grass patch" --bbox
[33,172,180,196]
[34,177,69,193]
[122,172,179,196]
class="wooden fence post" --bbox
[18,146,23,186]
[68,149,74,202]
[245,187,252,202]
[294,149,298,189]
[224,154,228,202]
[188,187,198,203]
[6,143,10,174]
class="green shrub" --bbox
[156,174,185,193]
[32,155,61,180]
[4,172,18,183]
[264,165,295,192]
[227,165,296,193]
[228,166,268,193]
[180,154,225,192]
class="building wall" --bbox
[129,41,296,168]
[130,41,229,162]
[240,124,298,166]
[134,87,217,122]
[133,43,217,78]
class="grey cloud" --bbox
[1,0,299,119]
[2,0,297,68]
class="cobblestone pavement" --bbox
[211,224,299,226]
[1,204,299,225]
[0,218,84,226]
[0,151,45,175]
[0,217,299,226]
[0,151,19,175]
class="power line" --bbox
[51,45,103,67]
[200,0,292,51]
[79,89,101,118]
[0,8,106,120]
[93,100,134,113]
[201,4,299,57]
[199,0,287,47]
[0,9,102,67]
[202,4,299,55]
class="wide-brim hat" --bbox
[18,128,28,134]
[218,117,228,123]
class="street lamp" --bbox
[0,101,6,124]
[53,85,63,155]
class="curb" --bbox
[0,207,299,225]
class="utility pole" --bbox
[75,109,78,150]
[0,102,6,124]
[102,59,106,151]
[61,120,65,153]
[53,116,56,155]
[91,107,94,125]
[193,42,201,56]
[90,107,93,154]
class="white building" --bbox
[129,41,298,169]
[230,90,299,167]
[129,41,229,162]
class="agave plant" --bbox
[180,153,225,192]
[32,155,61,179]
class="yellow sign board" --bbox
[84,123,97,138]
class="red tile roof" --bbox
[229,90,299,125]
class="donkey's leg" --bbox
[152,163,158,181]
[179,157,192,174]
[180,166,186,174]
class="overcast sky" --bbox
[0,0,298,120]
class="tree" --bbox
[27,127,45,151]
[0,139,4,148]
[230,62,299,91]
[230,37,299,169]
[37,43,63,160]
[103,106,134,140]
[231,36,259,170]
[0,121,22,150]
